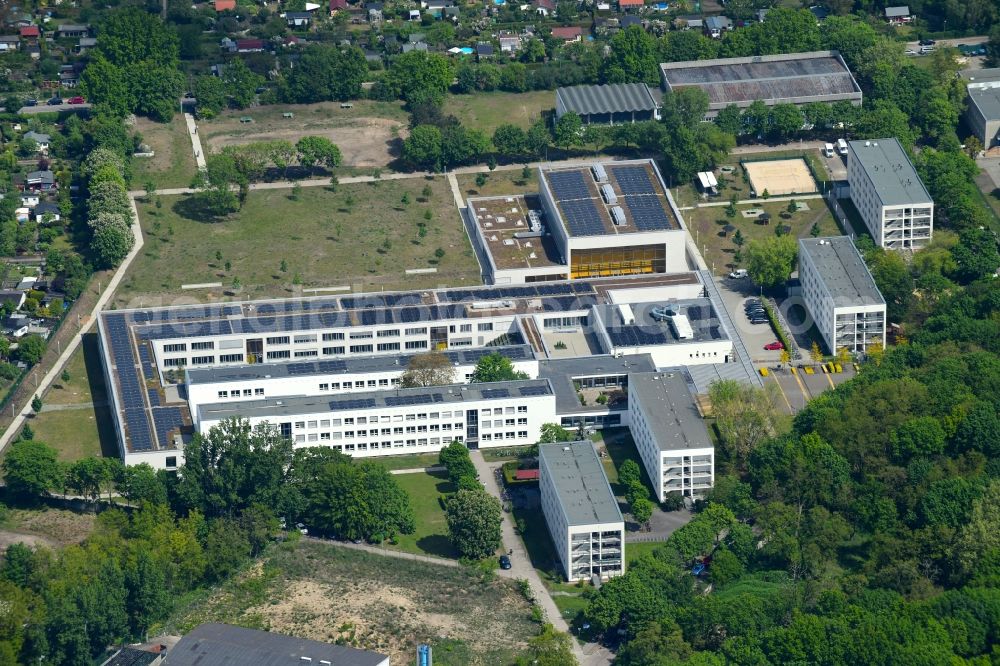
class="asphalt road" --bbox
[16,102,92,115]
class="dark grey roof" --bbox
[660,51,861,109]
[704,15,731,29]
[26,170,54,182]
[628,372,712,451]
[537,353,655,415]
[968,87,1000,121]
[100,646,160,666]
[593,298,729,349]
[34,202,60,214]
[23,130,49,142]
[799,237,885,306]
[556,83,658,116]
[477,42,494,54]
[166,623,388,666]
[847,138,932,207]
[197,379,553,422]
[884,5,909,17]
[539,440,622,526]
[187,345,535,385]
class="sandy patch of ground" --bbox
[204,118,405,167]
[0,530,57,550]
[1,507,96,547]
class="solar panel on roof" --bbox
[152,407,184,447]
[385,393,435,407]
[624,195,673,231]
[611,165,656,195]
[547,170,591,201]
[329,398,377,411]
[519,385,549,396]
[147,388,161,407]
[317,360,347,373]
[480,388,511,399]
[560,199,605,236]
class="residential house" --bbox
[499,32,521,54]
[885,6,911,23]
[364,50,382,65]
[424,0,454,17]
[20,191,40,207]
[533,0,554,16]
[3,314,30,338]
[236,38,265,52]
[285,11,312,27]
[25,43,40,60]
[704,15,731,38]
[402,40,429,52]
[56,24,89,38]
[15,207,29,222]
[22,131,50,153]
[675,15,702,30]
[551,26,583,42]
[19,25,40,43]
[620,15,641,28]
[0,291,26,313]
[33,201,60,223]
[444,5,460,18]
[618,0,643,10]
[408,9,421,20]
[210,63,226,76]
[76,36,97,53]
[24,170,55,192]
[59,65,78,87]
[366,2,384,23]
[215,0,237,10]
[283,35,304,47]
[0,35,19,51]
[476,42,494,60]
[329,0,347,13]
[809,5,829,21]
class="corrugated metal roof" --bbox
[556,83,658,116]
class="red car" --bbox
[764,341,784,351]
[67,96,86,104]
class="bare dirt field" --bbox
[201,101,410,168]
[0,507,97,547]
[162,539,537,665]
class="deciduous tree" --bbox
[446,487,502,559]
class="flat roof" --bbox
[540,160,680,237]
[537,353,656,415]
[556,83,659,116]
[962,67,1000,85]
[629,371,712,451]
[197,379,553,422]
[187,345,535,385]
[168,623,388,666]
[799,237,885,306]
[595,298,729,348]
[847,138,932,207]
[968,86,1000,121]
[539,440,622,526]
[468,195,565,271]
[660,51,862,109]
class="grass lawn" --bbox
[159,538,537,665]
[132,115,200,190]
[117,179,480,305]
[593,427,648,496]
[626,541,664,566]
[482,444,537,462]
[386,470,457,559]
[43,334,106,406]
[0,507,97,546]
[456,169,538,198]
[686,198,840,277]
[374,452,442,471]
[444,91,552,134]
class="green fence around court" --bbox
[738,150,831,186]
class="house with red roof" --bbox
[619,0,643,9]
[551,26,583,42]
[236,38,265,52]
[19,25,40,43]
[330,0,347,13]
[215,0,237,11]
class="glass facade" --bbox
[569,244,665,279]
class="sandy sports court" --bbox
[743,158,818,197]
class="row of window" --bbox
[308,436,465,451]
[217,388,266,399]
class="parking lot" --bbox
[820,150,847,181]
[765,363,856,414]
[714,275,787,365]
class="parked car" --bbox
[764,341,785,351]
[47,97,62,106]
[68,96,85,104]
[905,49,918,56]
[749,317,769,325]
[295,522,308,535]
[918,38,936,46]
[919,45,936,54]
[499,554,512,570]
[728,269,748,279]
[24,98,37,106]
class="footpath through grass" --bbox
[118,179,480,306]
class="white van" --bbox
[836,138,849,156]
[823,143,835,158]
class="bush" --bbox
[661,494,686,511]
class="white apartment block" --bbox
[539,440,624,582]
[847,138,933,250]
[798,237,886,354]
[195,379,557,458]
[628,372,714,500]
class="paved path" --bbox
[731,140,824,155]
[0,199,146,454]
[470,451,612,666]
[306,536,461,568]
[446,172,465,210]
[184,113,207,171]
[677,193,823,211]
[389,465,444,475]
[37,401,105,413]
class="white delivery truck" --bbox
[836,138,849,156]
[823,143,835,157]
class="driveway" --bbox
[469,450,613,666]
[714,276,785,365]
